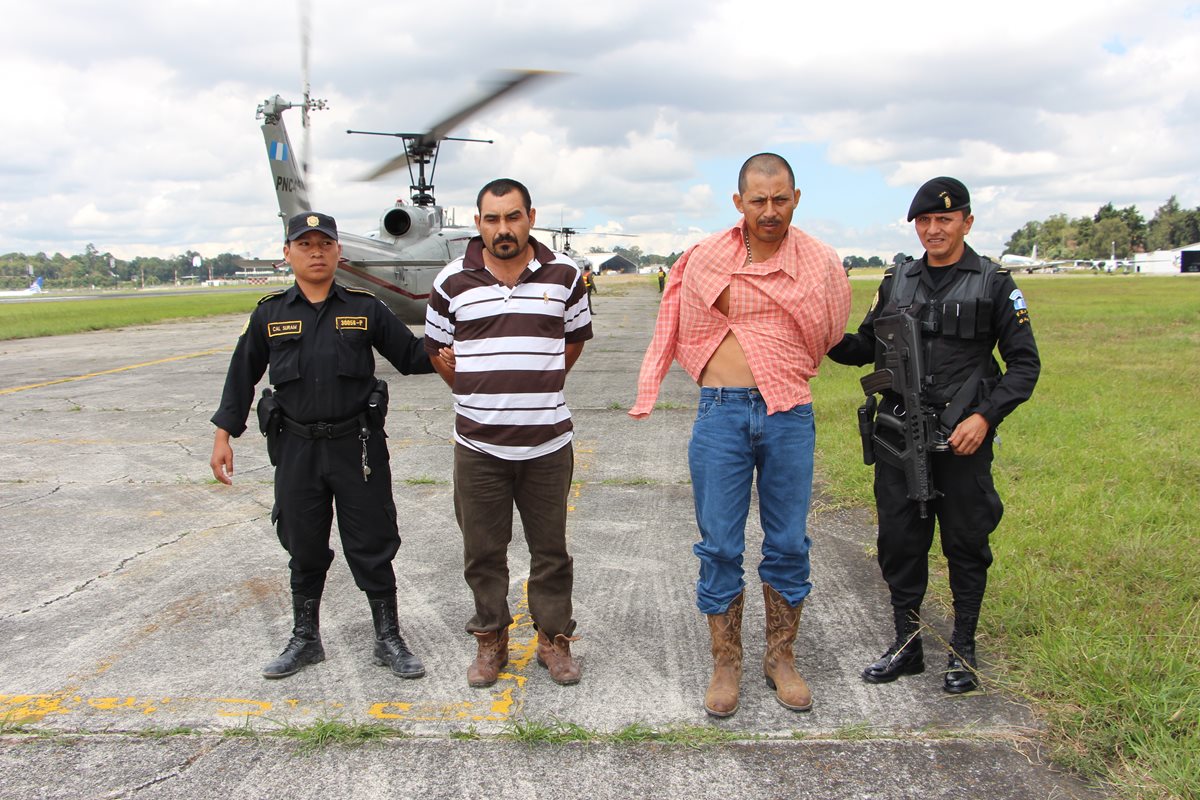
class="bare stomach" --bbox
[699,331,756,387]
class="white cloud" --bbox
[0,0,1197,263]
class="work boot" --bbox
[703,592,744,717]
[943,613,981,694]
[536,629,582,685]
[467,628,510,688]
[862,606,925,684]
[762,584,813,712]
[261,595,325,679]
[368,595,425,679]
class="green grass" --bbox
[403,476,444,485]
[499,717,744,748]
[0,290,263,340]
[274,718,406,752]
[812,274,1200,800]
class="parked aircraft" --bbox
[0,276,45,297]
[257,70,550,322]
[999,244,1099,273]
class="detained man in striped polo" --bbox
[631,154,851,717]
[425,178,593,688]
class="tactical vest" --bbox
[876,255,1002,407]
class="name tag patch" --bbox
[336,316,368,331]
[267,320,302,337]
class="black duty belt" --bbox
[280,415,363,439]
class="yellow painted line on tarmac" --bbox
[569,440,595,512]
[0,582,538,727]
[0,347,231,396]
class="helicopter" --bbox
[534,225,637,271]
[256,70,550,322]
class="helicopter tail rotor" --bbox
[299,0,313,178]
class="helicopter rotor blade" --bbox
[420,69,555,147]
[357,152,414,182]
[360,69,557,183]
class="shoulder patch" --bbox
[1010,287,1031,324]
[257,290,286,305]
[345,286,376,297]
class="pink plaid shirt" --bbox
[630,220,851,417]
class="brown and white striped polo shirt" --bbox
[425,236,593,460]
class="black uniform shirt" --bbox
[828,246,1040,429]
[212,282,434,437]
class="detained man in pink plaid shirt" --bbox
[631,154,851,717]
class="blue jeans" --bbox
[687,387,815,614]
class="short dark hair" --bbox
[476,178,532,213]
[737,153,795,194]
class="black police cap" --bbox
[286,212,339,242]
[907,177,970,221]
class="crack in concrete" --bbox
[102,737,224,799]
[0,484,60,509]
[413,408,453,443]
[0,517,268,621]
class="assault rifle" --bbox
[858,312,949,518]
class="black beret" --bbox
[286,211,339,242]
[907,177,970,221]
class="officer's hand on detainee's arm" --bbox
[431,346,456,388]
[211,428,235,485]
[948,413,989,456]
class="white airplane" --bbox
[0,276,45,297]
[999,245,1091,273]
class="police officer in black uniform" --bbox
[211,212,436,681]
[828,177,1040,693]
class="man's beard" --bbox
[489,235,522,260]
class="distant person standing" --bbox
[425,178,593,688]
[631,154,851,717]
[210,212,437,681]
[582,265,598,313]
[657,266,667,293]
[827,177,1040,693]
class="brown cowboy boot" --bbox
[704,591,744,717]
[762,584,813,711]
[536,630,582,685]
[467,628,509,688]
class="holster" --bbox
[256,388,282,466]
[365,379,389,431]
[857,395,877,465]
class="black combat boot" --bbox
[862,606,925,684]
[261,595,326,679]
[368,595,425,679]
[943,613,980,694]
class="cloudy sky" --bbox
[3,0,1197,263]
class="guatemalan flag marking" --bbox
[269,141,289,162]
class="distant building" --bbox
[595,254,638,274]
[1133,242,1200,274]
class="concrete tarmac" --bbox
[0,278,1105,798]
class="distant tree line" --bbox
[1004,196,1200,261]
[0,245,247,291]
[842,253,913,270]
